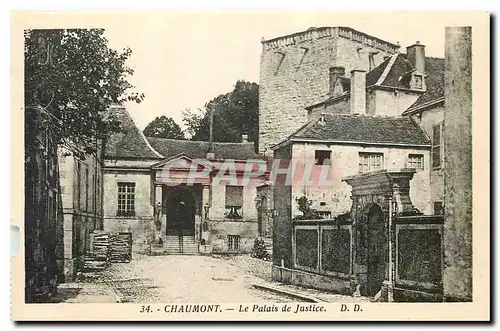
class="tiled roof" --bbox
[365,56,392,87]
[285,113,430,146]
[147,137,262,160]
[403,57,445,114]
[104,107,164,159]
[374,54,415,89]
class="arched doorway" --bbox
[258,196,268,237]
[366,204,387,296]
[166,187,195,236]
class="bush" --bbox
[251,238,270,260]
[293,196,322,220]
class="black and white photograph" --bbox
[11,11,489,321]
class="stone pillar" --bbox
[154,184,162,243]
[201,185,211,242]
[443,27,472,302]
[62,214,75,281]
[391,173,415,215]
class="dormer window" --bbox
[414,75,423,89]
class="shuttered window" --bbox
[432,124,442,168]
[225,186,243,207]
[225,186,243,219]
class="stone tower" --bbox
[258,27,399,154]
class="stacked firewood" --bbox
[82,231,110,271]
[109,232,132,263]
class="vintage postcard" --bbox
[11,11,490,321]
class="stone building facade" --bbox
[266,27,449,299]
[271,115,432,271]
[258,27,400,154]
[103,106,272,254]
[57,146,105,281]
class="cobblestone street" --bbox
[94,254,295,303]
[52,254,370,303]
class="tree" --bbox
[143,116,185,139]
[294,196,321,220]
[24,29,144,159]
[182,80,259,145]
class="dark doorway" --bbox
[366,204,387,297]
[166,187,195,236]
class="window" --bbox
[225,186,243,219]
[359,153,384,173]
[228,235,240,251]
[432,124,442,168]
[315,150,331,166]
[434,202,444,215]
[317,211,332,219]
[408,154,424,169]
[414,75,423,89]
[117,182,135,216]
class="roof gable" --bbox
[104,107,164,160]
[152,153,214,170]
[403,57,445,114]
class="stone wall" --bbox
[103,167,155,252]
[410,105,445,212]
[259,27,396,154]
[204,180,261,253]
[443,27,472,302]
[368,90,421,117]
[307,97,350,120]
[58,148,104,281]
[208,220,258,253]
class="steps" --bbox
[164,235,199,255]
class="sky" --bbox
[102,12,458,130]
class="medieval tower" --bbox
[258,27,400,154]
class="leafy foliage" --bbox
[182,80,259,146]
[293,196,322,220]
[24,29,144,159]
[143,115,185,139]
[251,238,270,260]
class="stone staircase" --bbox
[164,235,199,255]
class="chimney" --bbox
[329,67,345,97]
[406,41,426,74]
[242,134,248,143]
[350,69,366,114]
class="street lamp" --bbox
[203,202,211,220]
